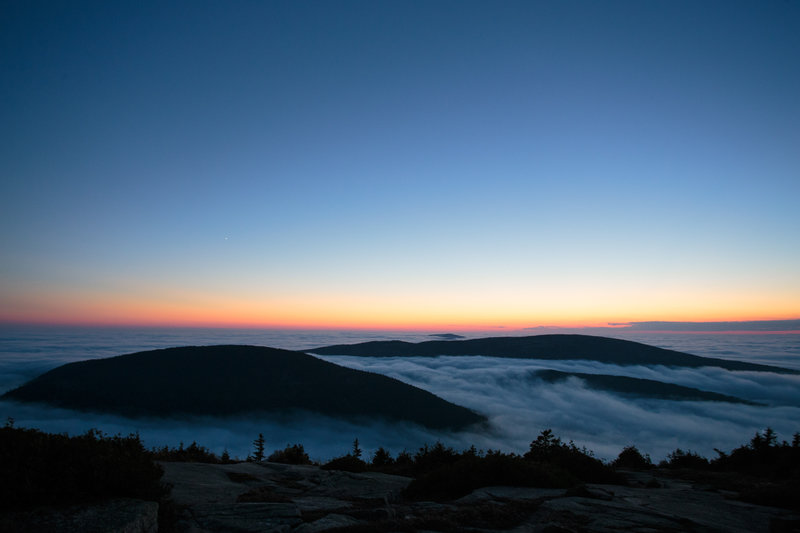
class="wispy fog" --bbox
[1,328,798,462]
[615,320,800,332]
[0,398,445,463]
[314,355,800,460]
[2,352,798,463]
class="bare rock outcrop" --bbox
[0,498,158,533]
[160,461,800,533]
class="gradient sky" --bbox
[2,1,799,329]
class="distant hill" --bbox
[1,345,486,430]
[310,334,796,373]
[532,369,762,405]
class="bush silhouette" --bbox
[400,431,622,501]
[268,444,312,465]
[713,427,800,478]
[613,445,653,470]
[524,429,622,484]
[152,440,230,463]
[321,454,367,472]
[659,448,709,469]
[413,441,460,473]
[371,446,394,468]
[404,450,570,501]
[0,425,166,509]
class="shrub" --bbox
[152,440,229,463]
[268,444,312,465]
[371,446,394,468]
[321,454,367,472]
[404,451,571,501]
[413,441,460,473]
[0,426,167,509]
[524,429,622,484]
[659,448,709,469]
[711,428,800,477]
[395,450,413,466]
[613,445,653,470]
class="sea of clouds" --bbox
[314,354,800,460]
[0,326,798,462]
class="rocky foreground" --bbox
[158,461,800,533]
[5,459,800,532]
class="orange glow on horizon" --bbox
[3,309,799,332]
[2,282,798,331]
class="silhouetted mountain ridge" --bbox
[311,334,796,373]
[1,345,485,430]
[532,369,761,405]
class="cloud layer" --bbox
[316,355,800,460]
[615,320,800,332]
[3,353,796,463]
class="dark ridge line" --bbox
[2,345,487,431]
[309,334,797,374]
[532,369,763,405]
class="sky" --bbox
[2,0,799,329]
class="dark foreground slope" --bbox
[1,345,485,430]
[312,334,796,373]
[533,369,761,405]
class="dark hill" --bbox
[533,369,762,405]
[1,345,485,430]
[310,334,796,373]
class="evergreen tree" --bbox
[352,438,362,458]
[253,433,266,462]
[372,447,393,467]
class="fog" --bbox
[313,355,800,460]
[0,398,444,463]
[2,352,798,463]
[617,320,800,332]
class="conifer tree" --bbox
[371,446,393,467]
[253,433,266,462]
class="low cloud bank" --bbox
[1,354,798,463]
[0,399,448,463]
[609,319,800,332]
[316,355,800,460]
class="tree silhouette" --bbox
[372,447,393,467]
[750,427,777,451]
[613,445,652,470]
[252,433,265,462]
[268,444,312,465]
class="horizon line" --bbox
[2,318,799,334]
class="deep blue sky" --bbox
[2,1,799,327]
